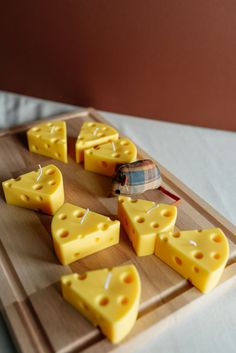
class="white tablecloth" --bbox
[0,91,236,353]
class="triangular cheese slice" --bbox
[51,203,120,265]
[61,264,141,343]
[155,228,229,293]
[76,122,119,163]
[84,137,137,176]
[27,121,67,163]
[2,164,64,215]
[118,196,177,256]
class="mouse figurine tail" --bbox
[158,186,181,206]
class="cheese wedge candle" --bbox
[51,203,120,265]
[118,196,177,256]
[84,137,137,176]
[76,122,119,163]
[61,264,141,343]
[2,164,64,215]
[27,121,67,163]
[155,228,229,293]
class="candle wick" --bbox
[189,240,197,246]
[36,164,42,182]
[104,271,112,290]
[111,142,116,151]
[146,203,159,214]
[93,127,99,136]
[50,126,55,134]
[80,208,90,224]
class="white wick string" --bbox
[104,271,112,290]
[50,126,55,134]
[111,142,116,151]
[146,203,160,214]
[80,208,90,224]
[189,240,197,247]
[93,127,99,136]
[36,164,42,182]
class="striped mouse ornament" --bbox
[112,159,180,204]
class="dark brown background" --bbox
[0,1,236,130]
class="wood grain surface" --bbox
[0,109,235,353]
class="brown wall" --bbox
[0,1,236,130]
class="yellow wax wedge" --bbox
[118,196,177,256]
[84,137,137,176]
[76,121,119,163]
[61,264,141,343]
[155,228,229,293]
[2,164,64,215]
[27,121,67,163]
[51,203,120,265]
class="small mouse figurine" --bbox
[112,159,180,204]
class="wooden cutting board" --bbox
[0,108,235,353]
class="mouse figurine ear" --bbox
[111,168,128,196]
[115,169,126,183]
[121,174,128,186]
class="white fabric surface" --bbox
[0,91,236,353]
